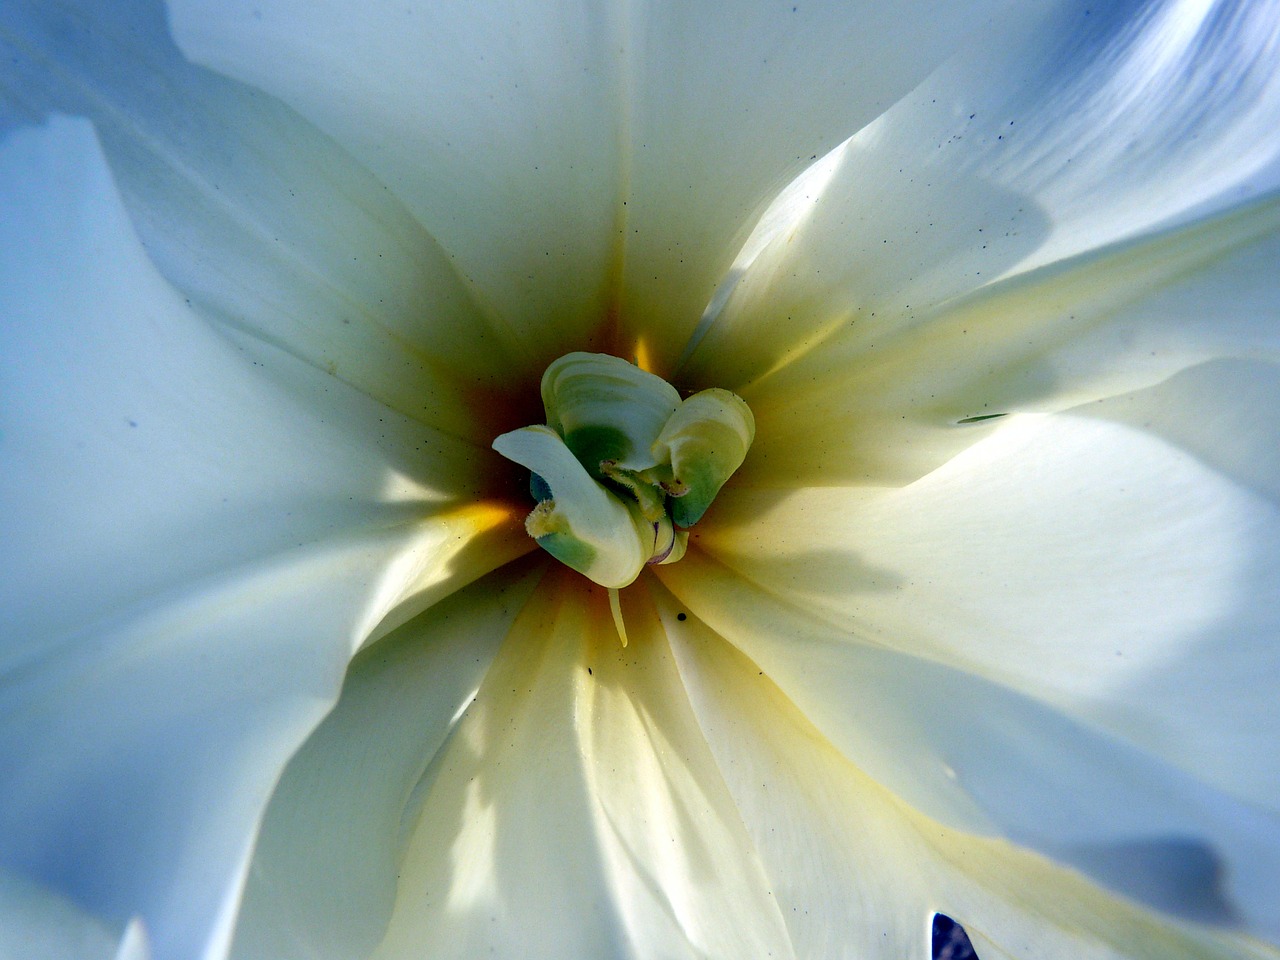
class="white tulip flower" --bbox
[3,1,1280,959]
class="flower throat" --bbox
[493,352,754,640]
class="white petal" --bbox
[658,595,1276,960]
[369,570,794,960]
[168,0,628,364]
[0,867,132,960]
[1,537,414,960]
[707,411,1280,808]
[608,0,1023,366]
[0,117,525,959]
[730,194,1280,489]
[0,115,524,658]
[229,566,544,960]
[169,0,1017,369]
[688,0,1280,389]
[674,411,1280,938]
[4,0,520,438]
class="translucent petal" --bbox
[368,571,794,959]
[730,194,1280,489]
[609,0,1023,367]
[671,414,1280,938]
[169,0,1018,369]
[704,410,1280,816]
[658,594,1276,960]
[230,566,544,960]
[688,0,1280,393]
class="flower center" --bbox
[493,352,754,591]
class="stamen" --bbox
[492,352,753,589]
[608,587,629,647]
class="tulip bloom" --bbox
[3,1,1280,959]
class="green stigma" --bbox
[493,352,754,589]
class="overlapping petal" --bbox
[168,0,628,368]
[728,186,1280,489]
[686,0,1280,442]
[2,0,1278,956]
[376,569,796,959]
[168,0,1020,369]
[0,112,525,959]
[235,547,1280,958]
[682,407,1280,937]
[239,568,798,959]
[660,594,1275,960]
[2,0,527,440]
[229,565,545,960]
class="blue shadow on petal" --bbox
[1,0,534,444]
[1062,837,1235,927]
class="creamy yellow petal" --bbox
[372,569,794,960]
[702,410,1280,818]
[659,541,1280,940]
[722,194,1280,489]
[231,563,545,960]
[657,589,1277,960]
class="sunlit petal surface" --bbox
[662,588,1274,960]
[686,0,1280,390]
